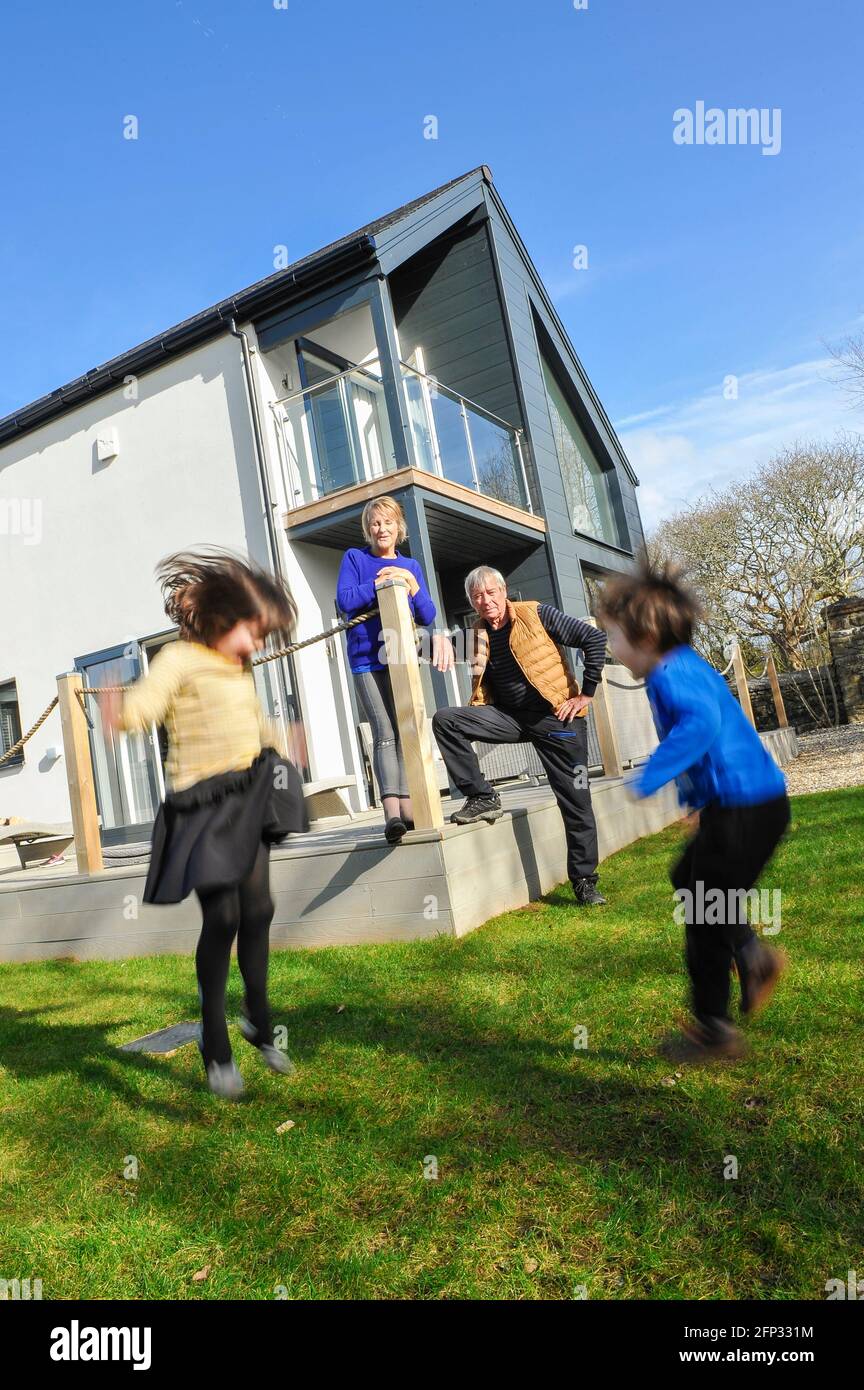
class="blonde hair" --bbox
[361,496,408,546]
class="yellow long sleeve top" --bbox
[117,639,288,792]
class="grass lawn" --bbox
[1,787,862,1301]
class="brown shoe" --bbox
[738,943,787,1016]
[659,1018,747,1065]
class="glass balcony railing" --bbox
[400,363,530,511]
[271,361,531,513]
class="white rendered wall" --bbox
[1,333,275,822]
[249,327,367,802]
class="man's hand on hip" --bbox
[555,694,592,722]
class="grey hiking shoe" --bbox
[573,877,607,906]
[450,793,503,825]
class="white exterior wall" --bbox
[248,327,368,804]
[0,329,352,824]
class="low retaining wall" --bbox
[0,727,799,961]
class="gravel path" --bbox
[784,723,864,796]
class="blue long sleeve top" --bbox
[336,546,437,673]
[631,644,787,809]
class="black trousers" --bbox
[670,793,791,1024]
[431,703,599,883]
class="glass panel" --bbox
[400,364,526,506]
[541,357,620,545]
[81,650,162,834]
[465,406,525,507]
[428,388,474,489]
[308,380,358,493]
[402,370,438,474]
[277,395,317,506]
[350,379,391,478]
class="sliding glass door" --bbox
[75,641,164,846]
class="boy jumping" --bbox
[596,559,791,1063]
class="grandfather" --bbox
[431,566,608,906]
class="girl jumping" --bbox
[101,548,308,1100]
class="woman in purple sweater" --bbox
[336,496,452,843]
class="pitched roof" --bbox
[0,167,490,447]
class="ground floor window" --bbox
[0,680,23,767]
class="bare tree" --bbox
[651,436,864,672]
[829,334,864,409]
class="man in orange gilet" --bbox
[432,565,608,906]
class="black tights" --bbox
[194,841,274,1066]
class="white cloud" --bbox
[616,357,864,531]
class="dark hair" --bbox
[595,551,701,652]
[155,547,297,648]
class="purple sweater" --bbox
[336,546,437,673]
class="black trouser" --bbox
[670,794,791,1025]
[431,703,599,883]
[194,841,274,1066]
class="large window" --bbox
[541,354,621,546]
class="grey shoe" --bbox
[450,793,502,825]
[205,1057,246,1100]
[238,1010,297,1076]
[572,877,607,906]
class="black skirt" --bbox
[142,747,309,905]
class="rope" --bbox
[0,695,59,766]
[0,608,383,759]
[77,606,383,698]
[605,676,646,690]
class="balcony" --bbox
[271,360,531,514]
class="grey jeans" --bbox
[354,668,408,799]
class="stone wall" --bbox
[823,597,864,725]
[742,668,845,733]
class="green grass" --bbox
[1,787,862,1300]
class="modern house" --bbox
[0,165,646,847]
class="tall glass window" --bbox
[541,355,621,546]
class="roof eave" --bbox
[0,235,378,447]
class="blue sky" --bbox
[1,0,862,528]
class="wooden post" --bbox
[376,578,445,831]
[583,618,623,778]
[731,641,756,727]
[766,652,789,728]
[56,672,104,873]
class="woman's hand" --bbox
[286,719,308,772]
[432,632,455,673]
[375,565,419,596]
[99,679,123,737]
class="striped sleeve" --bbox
[537,604,607,698]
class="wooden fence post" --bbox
[766,652,789,728]
[56,672,104,874]
[731,641,756,727]
[584,617,623,778]
[376,578,445,831]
